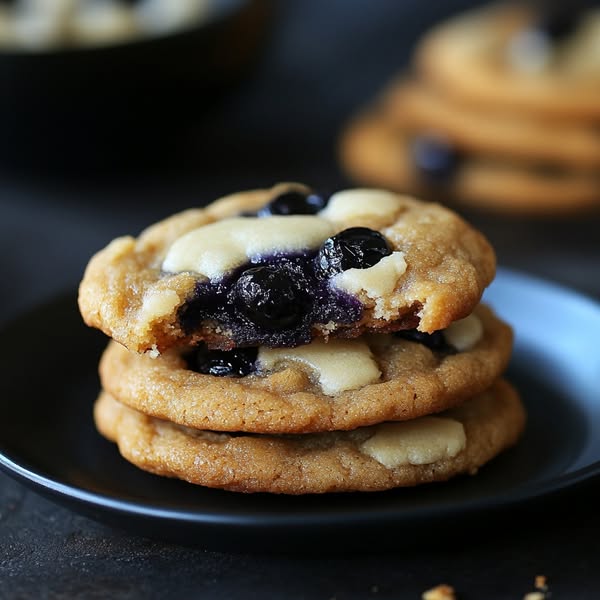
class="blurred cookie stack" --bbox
[340,2,600,216]
[79,184,525,494]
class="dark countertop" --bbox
[1,1,600,598]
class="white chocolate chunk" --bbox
[506,29,553,74]
[331,252,407,298]
[320,189,402,221]
[257,338,381,395]
[443,314,483,352]
[506,10,600,78]
[361,417,466,468]
[162,216,335,280]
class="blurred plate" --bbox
[0,268,599,551]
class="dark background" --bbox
[1,0,600,597]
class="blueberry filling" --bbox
[176,227,397,347]
[394,329,456,354]
[314,227,393,279]
[177,251,364,348]
[186,345,258,377]
[229,263,310,329]
[410,134,462,182]
[175,201,398,346]
[256,189,329,217]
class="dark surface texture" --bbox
[1,0,600,598]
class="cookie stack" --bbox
[79,183,525,494]
[340,2,600,215]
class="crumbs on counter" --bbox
[422,575,550,600]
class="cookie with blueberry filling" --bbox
[99,304,512,434]
[93,378,526,494]
[339,109,600,215]
[416,2,600,120]
[78,183,495,354]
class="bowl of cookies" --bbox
[0,0,272,169]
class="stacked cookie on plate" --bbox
[79,183,525,494]
[340,2,600,215]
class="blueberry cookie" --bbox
[383,81,600,171]
[94,378,526,494]
[99,304,512,434]
[339,3,600,215]
[416,3,600,120]
[78,183,495,354]
[340,110,600,215]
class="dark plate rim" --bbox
[2,449,600,528]
[1,267,600,530]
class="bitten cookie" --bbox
[78,183,495,354]
[99,304,512,434]
[94,378,526,494]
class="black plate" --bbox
[1,268,599,551]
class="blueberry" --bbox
[188,346,258,377]
[536,17,578,42]
[529,1,587,41]
[178,281,223,334]
[394,329,455,353]
[410,134,461,182]
[230,263,309,329]
[258,190,328,217]
[314,227,392,279]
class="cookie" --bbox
[78,183,495,354]
[94,378,526,494]
[339,110,600,215]
[416,3,600,120]
[382,80,600,171]
[99,304,512,434]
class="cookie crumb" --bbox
[422,584,456,600]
